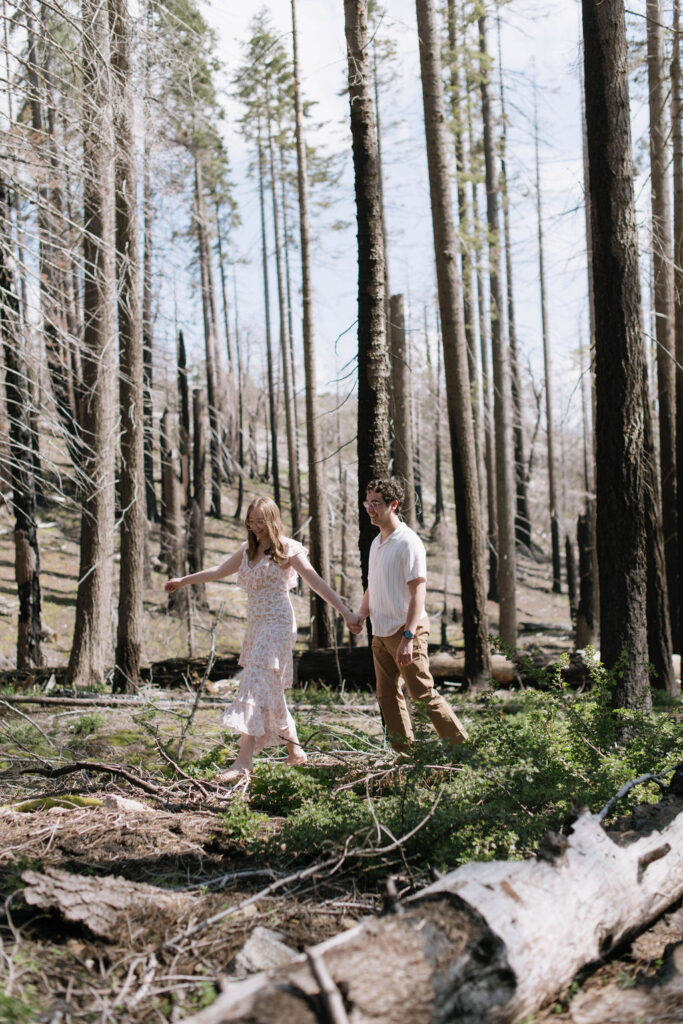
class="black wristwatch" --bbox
[403,629,415,640]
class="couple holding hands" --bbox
[165,477,467,780]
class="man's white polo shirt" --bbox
[368,522,429,637]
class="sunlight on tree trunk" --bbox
[582,0,651,710]
[111,0,144,694]
[646,0,678,651]
[194,156,222,520]
[673,0,683,658]
[534,80,561,595]
[416,0,490,686]
[67,0,117,689]
[478,10,516,646]
[0,179,43,670]
[291,0,334,647]
[389,294,416,529]
[344,0,391,592]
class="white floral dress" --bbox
[221,539,306,752]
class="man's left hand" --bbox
[396,637,414,667]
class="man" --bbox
[352,477,468,753]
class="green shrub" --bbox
[216,797,268,844]
[215,660,683,879]
[250,762,327,814]
[0,990,37,1024]
[274,789,374,858]
[72,713,104,736]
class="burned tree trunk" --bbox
[27,2,81,470]
[232,274,246,523]
[471,174,498,603]
[67,0,117,689]
[674,0,683,658]
[497,11,531,551]
[479,12,516,643]
[188,388,206,607]
[257,117,280,510]
[291,0,334,647]
[344,0,391,591]
[534,83,562,595]
[0,179,43,669]
[644,401,676,692]
[576,509,595,649]
[582,0,651,707]
[266,89,301,537]
[141,16,157,523]
[416,0,490,686]
[177,329,191,509]
[111,0,145,695]
[445,0,483,501]
[389,293,416,528]
[160,409,187,616]
[646,0,678,649]
[194,157,222,519]
[565,534,577,623]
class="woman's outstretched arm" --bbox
[348,588,369,633]
[165,547,244,593]
[289,552,355,626]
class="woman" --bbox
[165,497,355,781]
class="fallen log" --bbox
[0,694,233,708]
[179,803,683,1024]
[428,651,516,686]
[9,648,637,697]
[21,865,196,945]
[294,647,516,689]
[0,656,243,693]
[0,650,514,693]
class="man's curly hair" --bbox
[366,477,405,512]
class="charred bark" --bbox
[344,0,391,592]
[0,179,43,669]
[291,0,334,647]
[646,0,678,649]
[161,409,187,617]
[266,87,301,536]
[111,0,145,694]
[188,388,206,608]
[194,157,222,519]
[582,0,650,707]
[67,0,117,688]
[576,509,595,649]
[416,0,490,686]
[257,118,280,510]
[389,294,416,528]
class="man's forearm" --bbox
[404,583,426,633]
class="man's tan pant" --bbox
[371,624,468,753]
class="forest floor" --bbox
[1,484,682,1022]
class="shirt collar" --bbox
[378,521,406,545]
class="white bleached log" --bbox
[179,806,683,1024]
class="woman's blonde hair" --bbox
[245,497,287,564]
